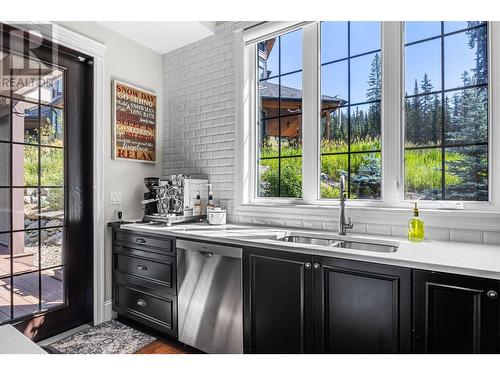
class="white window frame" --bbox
[234,21,500,226]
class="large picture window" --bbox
[245,21,493,208]
[319,21,382,199]
[257,29,303,198]
[404,21,488,201]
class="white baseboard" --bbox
[103,300,114,322]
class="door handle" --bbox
[313,263,321,270]
[137,265,147,271]
[201,251,214,257]
[487,290,498,299]
[136,299,147,307]
[135,238,146,244]
[304,262,312,269]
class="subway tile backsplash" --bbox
[162,22,499,246]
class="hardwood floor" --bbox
[136,339,201,354]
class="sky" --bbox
[260,21,485,104]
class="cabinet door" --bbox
[314,257,412,353]
[243,248,314,353]
[413,270,500,353]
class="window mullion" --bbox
[301,22,319,203]
[381,21,403,204]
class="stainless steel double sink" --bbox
[274,232,398,253]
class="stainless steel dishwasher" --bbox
[176,239,243,354]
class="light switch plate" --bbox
[109,191,122,205]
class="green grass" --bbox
[258,137,465,198]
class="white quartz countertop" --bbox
[120,222,500,280]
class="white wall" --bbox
[162,22,500,245]
[57,22,163,301]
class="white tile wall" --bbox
[162,22,500,246]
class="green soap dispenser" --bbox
[408,202,424,243]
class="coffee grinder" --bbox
[143,177,160,215]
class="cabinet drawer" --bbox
[115,230,174,254]
[114,284,176,335]
[114,253,175,289]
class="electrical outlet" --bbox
[109,191,122,205]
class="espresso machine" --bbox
[141,175,209,225]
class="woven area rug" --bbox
[44,320,157,354]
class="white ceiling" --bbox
[98,21,216,54]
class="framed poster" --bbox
[112,80,157,163]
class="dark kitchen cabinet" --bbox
[243,248,411,354]
[314,257,412,353]
[111,227,178,337]
[243,248,314,353]
[413,270,500,353]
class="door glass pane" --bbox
[0,188,9,232]
[41,147,63,186]
[0,277,11,322]
[12,188,38,231]
[12,100,39,144]
[41,187,64,227]
[12,230,38,275]
[10,55,40,104]
[13,271,39,318]
[41,267,63,310]
[0,96,10,142]
[40,67,64,108]
[41,106,64,146]
[0,233,9,278]
[12,144,38,186]
[0,143,10,186]
[41,227,63,269]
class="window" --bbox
[257,29,303,198]
[404,22,488,201]
[320,21,382,199]
[242,21,495,209]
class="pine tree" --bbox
[406,79,422,145]
[365,53,381,142]
[420,73,434,144]
[447,50,488,200]
[366,53,381,102]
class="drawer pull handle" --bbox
[137,265,148,271]
[136,299,147,307]
[487,290,498,299]
[135,238,146,244]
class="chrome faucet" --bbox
[338,174,353,235]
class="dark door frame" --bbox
[0,23,95,341]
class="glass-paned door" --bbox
[0,53,66,322]
[1,25,93,340]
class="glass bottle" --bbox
[408,202,424,243]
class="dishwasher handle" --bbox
[176,239,242,259]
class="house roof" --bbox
[259,81,346,105]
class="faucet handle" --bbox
[346,217,353,229]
